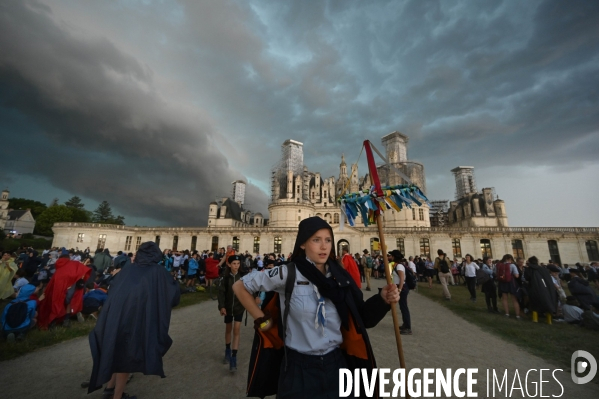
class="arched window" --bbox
[480,239,492,258]
[155,235,161,247]
[191,236,197,252]
[324,213,332,223]
[512,240,524,259]
[253,236,260,253]
[419,238,430,258]
[586,240,599,261]
[97,234,107,250]
[334,213,339,223]
[396,238,405,254]
[211,236,219,252]
[548,240,561,265]
[452,239,462,258]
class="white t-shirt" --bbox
[407,261,417,274]
[393,263,406,285]
[464,262,479,277]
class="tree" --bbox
[92,201,125,225]
[7,198,47,219]
[35,205,73,236]
[93,201,114,223]
[71,208,93,223]
[49,198,59,207]
[65,196,85,209]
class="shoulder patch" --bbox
[267,268,279,278]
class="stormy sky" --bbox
[1,0,598,227]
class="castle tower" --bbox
[381,131,408,163]
[451,166,477,200]
[231,180,246,205]
[0,189,9,232]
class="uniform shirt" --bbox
[241,263,343,356]
[407,261,417,274]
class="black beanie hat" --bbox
[291,217,336,261]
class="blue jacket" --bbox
[188,258,199,275]
[84,289,108,305]
[1,284,37,332]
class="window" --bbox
[370,237,380,253]
[396,238,405,255]
[211,236,219,252]
[97,234,107,250]
[298,209,301,213]
[155,235,160,247]
[419,238,430,258]
[77,233,85,243]
[452,239,462,258]
[586,240,599,261]
[297,185,300,194]
[412,208,416,220]
[334,213,339,223]
[324,213,332,223]
[191,236,197,252]
[232,236,240,251]
[480,239,492,258]
[324,191,327,198]
[135,236,142,251]
[418,208,424,221]
[253,236,260,253]
[298,216,301,221]
[312,192,315,199]
[124,236,132,251]
[172,235,179,251]
[512,240,524,259]
[274,236,282,253]
[548,240,561,265]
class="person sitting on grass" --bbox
[581,300,599,331]
[82,282,108,320]
[0,250,18,300]
[1,283,40,342]
[12,268,29,296]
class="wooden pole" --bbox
[361,139,408,392]
[376,212,407,371]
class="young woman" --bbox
[424,257,435,288]
[497,254,522,318]
[463,254,479,302]
[218,255,247,372]
[233,217,399,398]
[451,257,462,286]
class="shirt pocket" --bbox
[290,285,316,314]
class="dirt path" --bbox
[1,279,597,398]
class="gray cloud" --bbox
[0,0,598,227]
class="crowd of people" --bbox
[1,228,598,398]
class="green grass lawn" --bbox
[415,280,599,370]
[0,286,215,361]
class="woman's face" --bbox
[300,228,332,265]
[465,255,472,263]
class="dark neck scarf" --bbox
[293,256,349,327]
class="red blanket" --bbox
[38,258,91,329]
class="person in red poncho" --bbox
[205,252,220,288]
[341,247,362,289]
[38,254,91,329]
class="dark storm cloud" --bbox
[0,0,268,225]
[0,0,597,226]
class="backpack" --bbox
[395,264,417,290]
[4,301,29,329]
[496,262,512,283]
[247,263,296,398]
[438,258,450,274]
[475,268,491,286]
[366,256,373,269]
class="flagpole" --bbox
[363,140,408,374]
